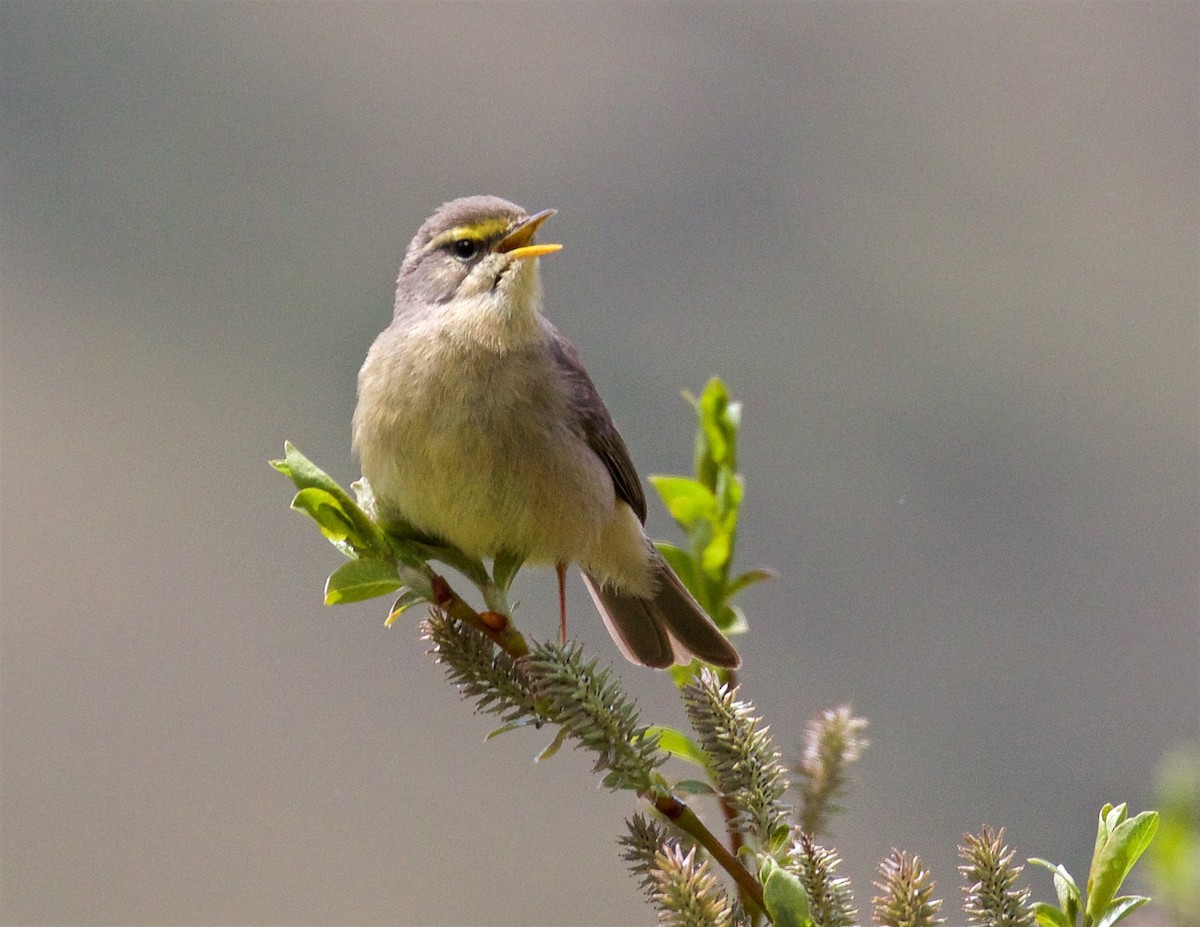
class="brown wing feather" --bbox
[547,326,648,523]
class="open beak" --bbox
[496,208,563,261]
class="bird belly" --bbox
[354,328,615,565]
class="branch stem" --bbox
[653,792,765,916]
[430,572,529,657]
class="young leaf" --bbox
[689,377,737,489]
[279,441,344,493]
[671,779,716,796]
[714,466,744,520]
[1033,902,1074,927]
[291,488,355,543]
[1085,808,1158,924]
[492,550,525,592]
[716,602,749,635]
[649,476,716,529]
[535,725,573,762]
[1091,804,1126,875]
[656,542,701,596]
[725,567,774,599]
[762,857,813,927]
[484,718,541,741]
[384,588,429,627]
[700,530,733,577]
[409,539,491,590]
[279,444,391,557]
[1029,859,1081,927]
[646,725,709,768]
[1093,896,1150,927]
[324,558,403,605]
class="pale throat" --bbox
[443,262,547,354]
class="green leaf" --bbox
[1091,804,1126,876]
[715,467,744,519]
[535,725,572,762]
[768,823,793,855]
[1093,896,1150,927]
[1086,808,1159,923]
[657,542,699,590]
[1031,858,1082,927]
[1034,902,1075,927]
[726,567,774,598]
[324,559,403,605]
[725,398,742,432]
[666,659,705,689]
[279,442,346,495]
[291,488,355,542]
[1030,858,1080,892]
[715,603,750,636]
[484,718,540,741]
[701,530,732,577]
[671,778,716,796]
[385,534,438,575]
[384,588,429,626]
[761,857,813,927]
[656,541,721,618]
[1148,748,1200,919]
[649,476,716,529]
[409,539,490,589]
[492,550,525,592]
[646,725,708,768]
[690,377,737,485]
[690,470,740,580]
[278,444,392,557]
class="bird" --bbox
[352,195,740,669]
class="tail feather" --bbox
[582,573,677,668]
[582,554,741,669]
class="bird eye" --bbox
[450,239,479,261]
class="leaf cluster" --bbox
[273,442,528,656]
[1030,804,1158,927]
[651,378,771,649]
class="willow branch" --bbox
[428,572,529,658]
[653,791,765,916]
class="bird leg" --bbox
[556,561,568,644]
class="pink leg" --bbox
[556,562,568,644]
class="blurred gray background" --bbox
[2,2,1196,924]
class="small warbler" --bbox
[353,196,740,669]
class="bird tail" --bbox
[582,553,741,669]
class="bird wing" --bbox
[547,326,649,524]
